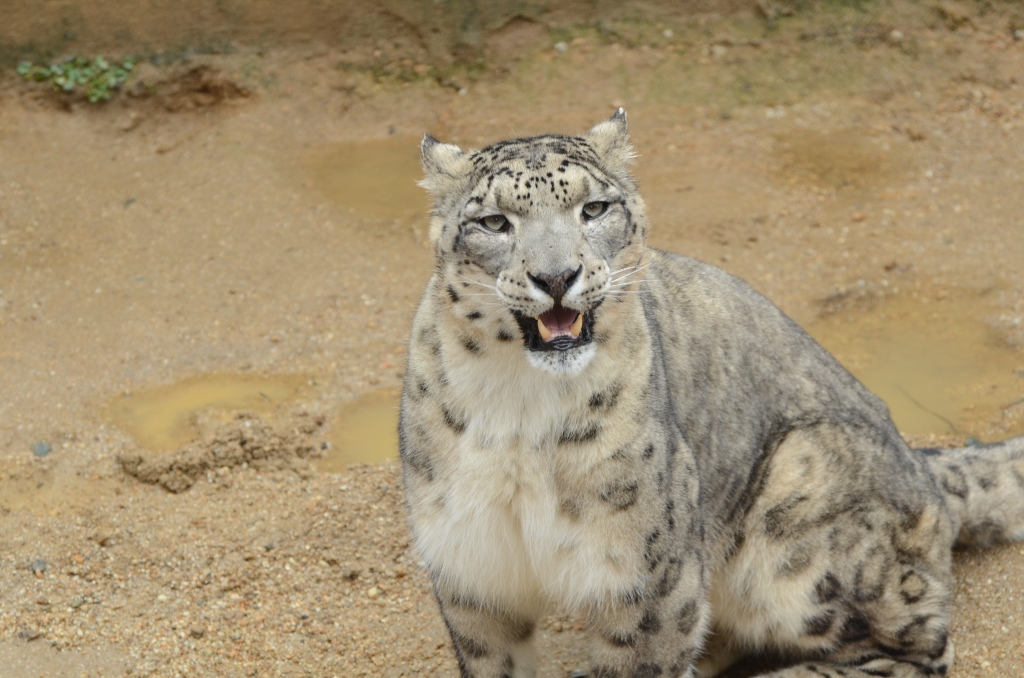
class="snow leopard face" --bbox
[420,110,648,375]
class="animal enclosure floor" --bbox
[1,1,1023,675]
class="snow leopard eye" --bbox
[479,214,510,233]
[582,202,608,220]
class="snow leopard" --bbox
[398,110,1024,678]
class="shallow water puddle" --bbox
[773,128,911,190]
[808,295,1024,438]
[305,136,429,218]
[105,373,307,450]
[317,388,400,471]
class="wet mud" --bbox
[318,388,401,471]
[810,293,1024,439]
[117,411,325,493]
[104,373,308,451]
[305,136,428,219]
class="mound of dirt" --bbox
[117,412,323,492]
[126,63,250,111]
[16,62,250,113]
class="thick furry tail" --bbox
[923,435,1024,548]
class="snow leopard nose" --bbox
[528,266,582,304]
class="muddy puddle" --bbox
[809,294,1024,439]
[304,136,428,218]
[0,463,121,516]
[317,388,400,471]
[773,128,911,190]
[104,373,308,450]
[3,372,311,515]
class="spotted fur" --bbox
[399,111,1024,678]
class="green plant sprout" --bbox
[16,56,136,103]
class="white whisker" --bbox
[610,251,661,278]
[610,263,653,284]
[470,304,507,314]
[608,256,651,276]
[604,290,642,296]
[481,307,511,322]
[455,275,499,292]
[608,279,651,288]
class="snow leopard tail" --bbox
[922,435,1024,548]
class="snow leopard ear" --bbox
[419,134,470,199]
[585,108,635,174]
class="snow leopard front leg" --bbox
[432,578,541,678]
[586,558,710,678]
[586,446,711,678]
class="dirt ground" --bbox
[1,1,1024,676]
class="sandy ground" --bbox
[1,2,1024,676]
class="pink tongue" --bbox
[539,305,579,335]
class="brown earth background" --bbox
[2,0,761,65]
[2,0,1024,676]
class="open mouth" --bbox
[512,303,595,352]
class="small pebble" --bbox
[190,626,206,639]
[31,441,51,457]
[553,42,569,53]
[29,559,47,576]
[70,597,86,609]
[18,629,41,641]
[1015,29,1023,41]
[367,586,380,599]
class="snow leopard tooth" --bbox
[569,312,583,338]
[536,316,553,341]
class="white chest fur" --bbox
[411,343,641,614]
